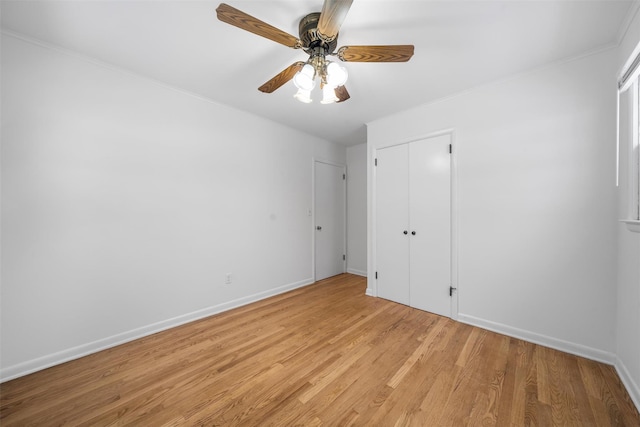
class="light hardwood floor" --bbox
[1,273,639,426]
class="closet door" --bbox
[376,144,410,305]
[408,135,451,316]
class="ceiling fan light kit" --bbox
[215,1,414,104]
[292,58,348,104]
[321,84,340,104]
[294,88,313,104]
[326,62,348,87]
[293,63,317,91]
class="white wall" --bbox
[368,48,619,362]
[346,143,367,276]
[615,7,640,410]
[0,34,345,381]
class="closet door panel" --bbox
[409,135,451,316]
[376,144,410,306]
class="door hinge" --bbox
[449,285,457,296]
[343,173,346,180]
[343,254,346,261]
[449,144,452,154]
[374,158,377,166]
[375,271,378,279]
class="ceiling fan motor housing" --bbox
[299,13,338,53]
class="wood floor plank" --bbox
[386,317,447,388]
[1,273,639,426]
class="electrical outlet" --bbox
[225,273,232,284]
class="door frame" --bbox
[312,158,347,282]
[369,130,459,319]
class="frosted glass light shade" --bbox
[326,62,348,87]
[293,64,316,91]
[294,88,312,103]
[321,85,338,104]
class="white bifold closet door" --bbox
[376,134,451,317]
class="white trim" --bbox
[346,268,367,277]
[371,128,456,151]
[618,68,640,230]
[618,38,640,92]
[620,219,640,232]
[367,138,377,294]
[615,355,640,412]
[0,278,314,383]
[313,158,347,169]
[311,158,317,282]
[632,82,640,221]
[458,314,616,365]
[450,132,459,321]
[617,87,621,187]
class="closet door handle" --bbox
[403,230,408,235]
[411,231,416,235]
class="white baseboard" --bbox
[365,287,376,297]
[0,278,314,383]
[347,268,367,277]
[615,355,640,412]
[457,314,616,365]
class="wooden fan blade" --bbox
[334,85,350,103]
[216,3,301,49]
[317,0,354,42]
[258,62,305,93]
[337,45,414,62]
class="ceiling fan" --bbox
[216,1,414,104]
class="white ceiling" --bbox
[1,0,636,146]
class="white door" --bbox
[376,144,410,305]
[375,135,452,317]
[409,135,451,317]
[315,161,346,281]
